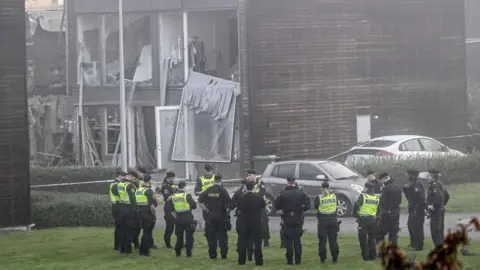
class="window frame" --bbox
[418,138,446,152]
[298,163,323,181]
[272,163,297,179]
[398,139,423,152]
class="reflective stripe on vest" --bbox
[172,193,191,212]
[359,193,379,217]
[109,182,120,203]
[117,182,131,204]
[317,193,337,214]
[135,187,148,205]
[253,183,267,201]
[200,176,214,192]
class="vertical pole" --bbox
[183,11,191,180]
[64,0,70,96]
[118,0,128,171]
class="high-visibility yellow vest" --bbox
[139,180,145,187]
[135,187,148,206]
[253,183,267,201]
[172,193,191,212]
[359,193,379,216]
[317,193,337,214]
[109,182,120,203]
[117,182,132,204]
[200,176,214,192]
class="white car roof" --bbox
[370,135,425,142]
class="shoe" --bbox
[320,259,326,263]
[140,252,150,257]
[333,259,338,264]
[221,255,227,259]
[165,244,172,249]
[295,261,301,265]
[264,240,270,248]
[186,250,192,257]
[210,256,217,259]
[114,246,120,251]
[175,250,181,257]
[287,262,293,265]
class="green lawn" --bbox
[399,182,480,213]
[1,228,479,270]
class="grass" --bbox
[1,228,480,270]
[399,182,480,214]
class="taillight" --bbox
[375,150,393,156]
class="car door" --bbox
[269,163,297,196]
[398,139,424,158]
[297,163,325,204]
[418,138,448,158]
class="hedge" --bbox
[349,154,480,185]
[31,191,112,229]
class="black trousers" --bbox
[139,211,155,255]
[317,218,339,262]
[261,209,270,241]
[164,211,175,246]
[202,211,209,238]
[430,209,445,247]
[283,224,303,264]
[111,204,121,249]
[118,206,135,253]
[206,217,228,258]
[358,216,377,261]
[175,222,195,252]
[377,214,400,246]
[408,208,425,249]
[236,219,254,260]
[237,225,263,266]
[133,219,141,248]
[280,219,285,247]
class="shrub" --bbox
[31,191,113,229]
[350,154,480,185]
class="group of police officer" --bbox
[109,164,451,265]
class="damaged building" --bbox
[65,0,467,179]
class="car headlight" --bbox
[350,184,364,193]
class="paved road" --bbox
[155,208,480,240]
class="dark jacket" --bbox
[230,185,247,216]
[370,179,383,194]
[161,182,176,212]
[198,184,231,220]
[427,179,450,210]
[237,191,266,227]
[275,186,310,226]
[403,178,426,211]
[379,179,402,215]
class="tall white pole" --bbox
[183,12,191,180]
[118,0,128,171]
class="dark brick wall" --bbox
[243,0,467,159]
[0,0,31,227]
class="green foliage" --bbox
[350,154,480,185]
[31,191,112,229]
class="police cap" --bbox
[177,180,186,189]
[378,172,389,180]
[247,169,257,175]
[365,170,375,176]
[143,174,152,182]
[214,173,223,182]
[166,171,176,178]
[128,170,139,179]
[321,181,329,189]
[116,170,127,177]
[286,176,295,182]
[205,164,213,172]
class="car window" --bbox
[299,164,322,181]
[419,138,444,152]
[361,140,397,148]
[272,164,296,179]
[318,162,361,180]
[399,139,422,151]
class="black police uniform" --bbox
[314,191,339,263]
[403,171,426,250]
[136,184,158,256]
[377,178,402,246]
[275,184,310,265]
[279,182,299,249]
[370,179,383,195]
[198,182,231,259]
[230,184,255,261]
[253,180,271,247]
[109,180,121,250]
[427,174,450,247]
[237,186,266,266]
[112,180,137,254]
[353,186,379,261]
[165,189,197,257]
[161,180,177,248]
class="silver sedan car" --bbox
[261,160,367,217]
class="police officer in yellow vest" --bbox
[353,181,379,261]
[110,171,126,250]
[127,170,143,249]
[135,175,158,256]
[314,182,339,264]
[194,164,215,238]
[165,180,197,257]
[112,172,137,254]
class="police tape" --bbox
[30,178,243,188]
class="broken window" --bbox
[104,14,152,87]
[172,72,239,163]
[77,15,101,86]
[158,12,185,87]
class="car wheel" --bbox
[336,195,351,217]
[264,194,276,216]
